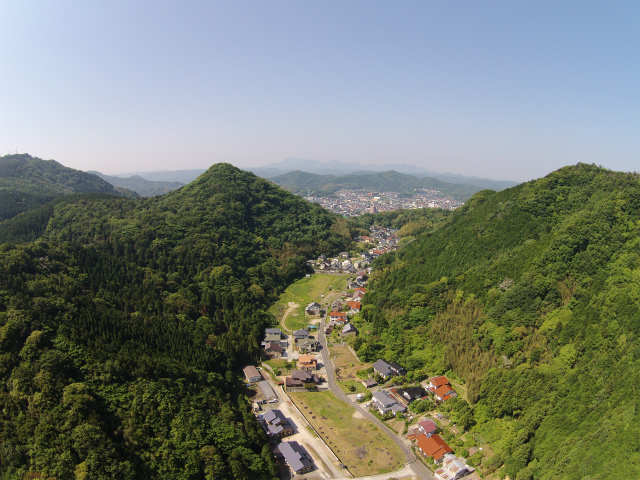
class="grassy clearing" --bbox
[338,379,369,395]
[289,391,404,476]
[269,274,350,332]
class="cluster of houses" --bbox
[260,409,316,475]
[325,286,367,338]
[262,328,286,359]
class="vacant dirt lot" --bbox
[289,391,404,477]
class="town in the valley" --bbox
[241,227,482,480]
[304,189,463,217]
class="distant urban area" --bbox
[304,188,464,217]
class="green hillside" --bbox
[0,163,353,479]
[269,169,482,201]
[354,163,640,479]
[0,154,137,222]
[89,171,185,197]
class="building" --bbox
[277,441,314,475]
[418,419,438,435]
[434,454,472,480]
[362,379,377,388]
[285,370,321,389]
[415,434,453,462]
[258,381,278,402]
[305,302,321,315]
[243,365,262,384]
[264,341,283,358]
[372,390,407,415]
[297,337,319,354]
[341,323,358,337]
[298,355,317,371]
[293,329,309,343]
[329,311,347,323]
[389,362,406,376]
[372,359,394,379]
[262,409,294,438]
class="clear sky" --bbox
[1,0,638,181]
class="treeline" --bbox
[352,164,640,479]
[0,163,354,479]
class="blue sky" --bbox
[1,0,638,181]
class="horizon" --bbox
[1,1,638,183]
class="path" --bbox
[280,301,299,333]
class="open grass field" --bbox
[269,273,350,332]
[288,391,404,476]
[329,345,373,394]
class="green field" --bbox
[269,273,350,332]
[288,391,404,476]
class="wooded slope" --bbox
[356,163,640,480]
[0,163,353,479]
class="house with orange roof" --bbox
[415,433,454,463]
[298,355,317,371]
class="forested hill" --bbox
[0,163,353,479]
[0,154,137,222]
[356,163,640,479]
[269,169,483,201]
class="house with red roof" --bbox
[415,433,454,462]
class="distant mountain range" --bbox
[249,158,520,191]
[114,158,518,193]
[269,170,482,201]
[89,171,184,197]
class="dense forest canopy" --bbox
[269,170,482,201]
[0,154,137,223]
[0,162,354,479]
[354,163,640,479]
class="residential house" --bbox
[285,370,321,389]
[258,381,277,402]
[243,365,262,384]
[434,384,457,402]
[418,419,438,435]
[347,301,361,311]
[342,259,352,268]
[415,433,453,462]
[317,254,327,263]
[293,329,309,343]
[305,302,321,315]
[347,281,360,289]
[263,409,294,438]
[351,291,365,302]
[428,376,457,402]
[373,359,394,379]
[389,362,406,376]
[298,337,319,354]
[398,386,424,403]
[264,341,283,358]
[330,258,340,267]
[341,323,358,337]
[277,441,314,475]
[372,390,407,415]
[340,252,349,258]
[319,262,331,270]
[329,311,347,323]
[428,376,450,390]
[434,454,472,480]
[298,355,317,371]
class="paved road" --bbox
[317,302,434,480]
